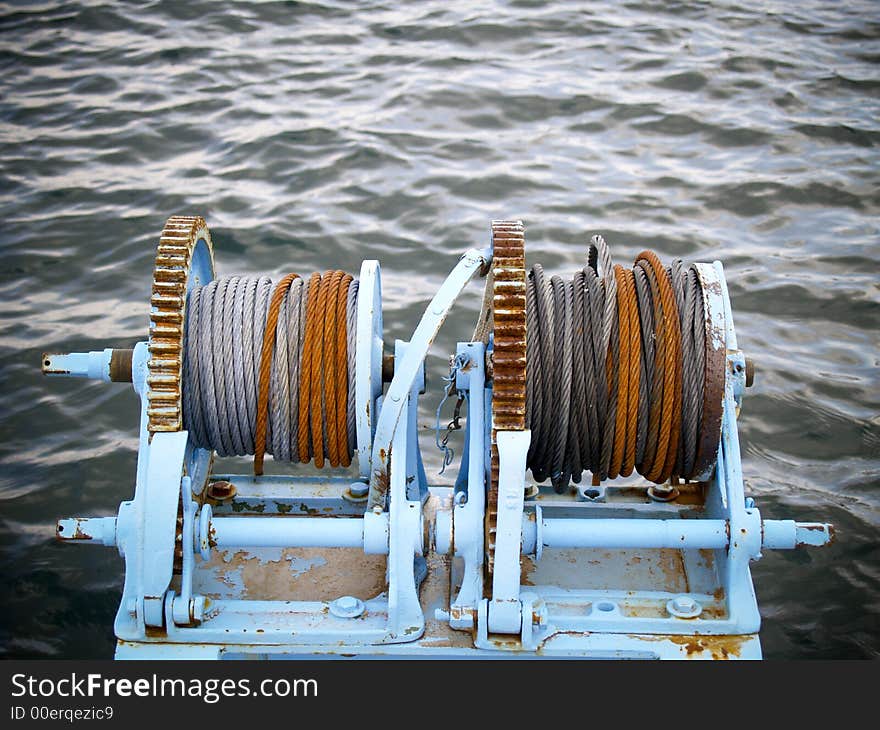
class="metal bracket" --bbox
[487,429,531,635]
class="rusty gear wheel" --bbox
[147,215,214,436]
[147,216,214,574]
[486,220,527,574]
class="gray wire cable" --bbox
[632,265,653,469]
[240,277,258,451]
[271,284,291,461]
[550,275,572,490]
[287,276,304,461]
[525,267,540,465]
[579,265,605,464]
[523,237,709,487]
[229,276,248,455]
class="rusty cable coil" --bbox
[181,270,358,475]
[521,235,714,488]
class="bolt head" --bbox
[673,596,696,612]
[349,482,369,498]
[330,595,365,618]
[667,595,702,618]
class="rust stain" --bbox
[673,482,706,505]
[520,555,536,586]
[41,353,70,375]
[657,548,690,593]
[699,603,727,619]
[56,519,91,541]
[666,634,747,660]
[207,480,236,502]
[698,548,715,567]
[489,636,522,650]
[623,603,666,618]
[617,486,651,501]
[203,548,387,601]
[374,469,390,497]
[804,523,835,544]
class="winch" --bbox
[43,215,833,659]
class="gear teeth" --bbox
[146,217,214,576]
[146,215,214,435]
[151,293,184,309]
[486,220,527,575]
[149,323,182,337]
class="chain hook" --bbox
[434,353,469,475]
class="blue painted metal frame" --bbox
[51,240,831,660]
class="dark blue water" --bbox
[1,1,878,658]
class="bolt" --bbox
[672,596,697,613]
[666,594,703,619]
[337,595,357,611]
[330,595,365,618]
[648,485,680,503]
[349,482,368,498]
[207,480,236,501]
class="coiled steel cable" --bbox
[524,237,710,487]
[181,271,359,475]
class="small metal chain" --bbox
[434,353,469,475]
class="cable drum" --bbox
[181,271,359,475]
[523,236,717,489]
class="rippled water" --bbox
[1,1,878,659]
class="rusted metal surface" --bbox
[209,476,369,516]
[55,517,93,541]
[663,633,748,660]
[41,353,68,375]
[195,547,387,602]
[382,353,395,383]
[487,220,527,575]
[147,215,214,435]
[693,264,725,479]
[418,497,476,650]
[526,547,692,593]
[206,480,236,503]
[109,348,134,382]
